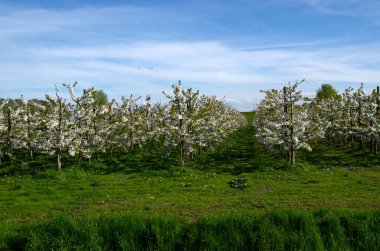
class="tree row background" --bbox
[256,81,380,165]
[0,81,246,170]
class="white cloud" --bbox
[1,40,380,110]
[1,4,380,110]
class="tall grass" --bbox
[1,210,379,250]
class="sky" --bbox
[0,0,380,110]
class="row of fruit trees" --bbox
[0,81,246,170]
[255,80,380,165]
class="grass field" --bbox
[0,157,379,225]
[0,112,379,249]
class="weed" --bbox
[229,177,248,189]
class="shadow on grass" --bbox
[0,125,270,176]
[298,140,380,169]
[193,125,290,174]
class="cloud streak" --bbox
[287,0,380,19]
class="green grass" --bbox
[241,111,254,124]
[0,125,379,225]
[0,113,379,249]
[1,210,379,250]
[1,162,379,227]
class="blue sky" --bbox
[1,0,380,110]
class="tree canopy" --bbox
[92,89,108,106]
[316,83,339,101]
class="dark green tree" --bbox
[92,89,108,107]
[316,84,339,101]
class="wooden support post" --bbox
[375,86,379,155]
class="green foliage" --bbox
[91,89,108,106]
[316,83,340,101]
[229,176,248,189]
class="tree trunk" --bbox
[291,147,295,166]
[283,87,289,163]
[375,139,378,155]
[57,148,62,171]
[29,148,33,159]
[289,89,295,166]
[179,112,185,166]
[180,139,185,167]
[358,100,362,149]
[375,86,379,155]
[57,98,63,171]
[290,125,295,165]
[107,146,113,159]
[359,137,363,149]
[77,152,82,165]
[377,86,380,114]
[6,108,12,162]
